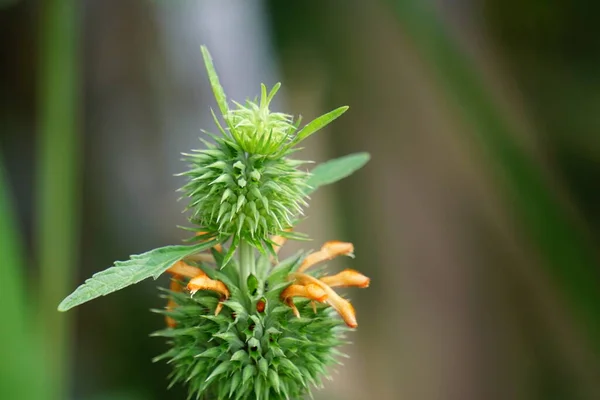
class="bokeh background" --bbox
[1,0,599,399]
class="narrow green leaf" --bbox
[57,240,217,312]
[289,106,349,147]
[305,152,370,195]
[200,45,229,117]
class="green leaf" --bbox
[201,45,229,117]
[57,240,217,312]
[305,152,370,195]
[289,106,348,147]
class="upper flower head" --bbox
[179,47,349,262]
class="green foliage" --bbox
[306,152,371,195]
[153,251,347,400]
[58,241,217,311]
[287,106,349,149]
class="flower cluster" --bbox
[150,46,371,400]
[155,236,369,399]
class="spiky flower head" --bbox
[154,238,369,400]
[180,47,348,261]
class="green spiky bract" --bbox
[180,131,309,260]
[153,250,348,400]
[180,47,348,262]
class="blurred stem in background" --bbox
[0,156,46,399]
[389,0,600,354]
[36,1,80,399]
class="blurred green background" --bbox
[1,0,599,399]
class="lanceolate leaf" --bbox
[57,240,218,312]
[201,45,229,117]
[288,106,349,148]
[306,152,370,195]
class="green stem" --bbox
[36,1,80,400]
[238,240,256,292]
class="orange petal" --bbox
[328,295,357,328]
[165,277,184,328]
[195,231,222,252]
[281,284,328,303]
[291,272,358,328]
[286,298,300,318]
[167,261,204,279]
[187,274,230,299]
[298,241,354,273]
[320,269,370,288]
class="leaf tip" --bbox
[57,299,71,312]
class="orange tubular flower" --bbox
[187,273,230,316]
[291,272,358,328]
[281,284,328,303]
[168,261,204,278]
[282,240,369,328]
[281,283,328,318]
[187,274,230,298]
[298,241,354,273]
[319,269,370,288]
[165,260,231,318]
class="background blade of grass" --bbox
[388,0,600,351]
[36,1,80,399]
[0,157,46,399]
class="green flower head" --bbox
[180,47,348,262]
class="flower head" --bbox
[179,47,348,263]
[155,236,369,400]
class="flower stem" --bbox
[238,240,255,292]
